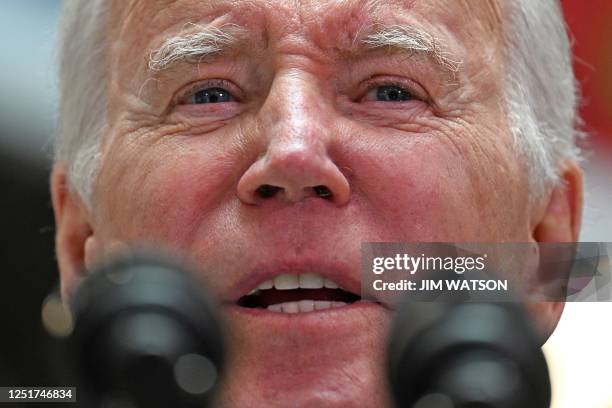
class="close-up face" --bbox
[51,0,583,406]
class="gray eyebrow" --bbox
[148,22,461,75]
[148,23,245,72]
[360,24,462,73]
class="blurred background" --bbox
[0,1,610,407]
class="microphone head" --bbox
[69,250,225,408]
[387,301,551,408]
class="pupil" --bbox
[194,87,231,104]
[377,86,411,102]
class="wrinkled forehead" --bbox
[109,0,505,54]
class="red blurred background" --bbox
[562,0,612,151]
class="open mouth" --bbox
[237,273,361,313]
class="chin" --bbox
[214,301,393,407]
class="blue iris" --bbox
[193,87,233,104]
[376,86,412,102]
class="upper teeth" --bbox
[251,273,340,293]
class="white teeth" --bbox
[298,273,324,289]
[298,300,314,312]
[258,280,273,290]
[314,300,332,310]
[281,301,299,313]
[248,274,346,312]
[265,300,348,313]
[273,274,300,290]
[324,278,339,289]
[267,304,282,312]
[262,274,340,290]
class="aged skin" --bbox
[51,0,582,406]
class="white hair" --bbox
[502,0,582,200]
[55,0,581,210]
[148,23,241,71]
[362,25,462,73]
[56,0,108,209]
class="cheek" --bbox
[96,136,243,247]
[337,135,484,241]
[147,156,234,244]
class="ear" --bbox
[51,164,101,299]
[532,161,583,243]
[528,161,583,342]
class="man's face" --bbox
[88,0,528,405]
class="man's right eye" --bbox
[188,87,235,104]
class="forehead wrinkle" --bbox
[111,0,243,52]
[296,0,460,69]
[456,0,504,39]
[110,0,271,79]
[295,0,408,53]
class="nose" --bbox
[237,76,350,206]
[237,142,351,205]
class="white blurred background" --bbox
[544,158,612,408]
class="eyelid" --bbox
[358,76,429,103]
[175,79,243,105]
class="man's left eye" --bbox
[189,87,234,104]
[369,85,413,102]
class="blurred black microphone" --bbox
[69,251,225,408]
[387,300,551,408]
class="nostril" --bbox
[313,185,333,200]
[256,184,282,199]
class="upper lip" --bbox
[226,258,362,303]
